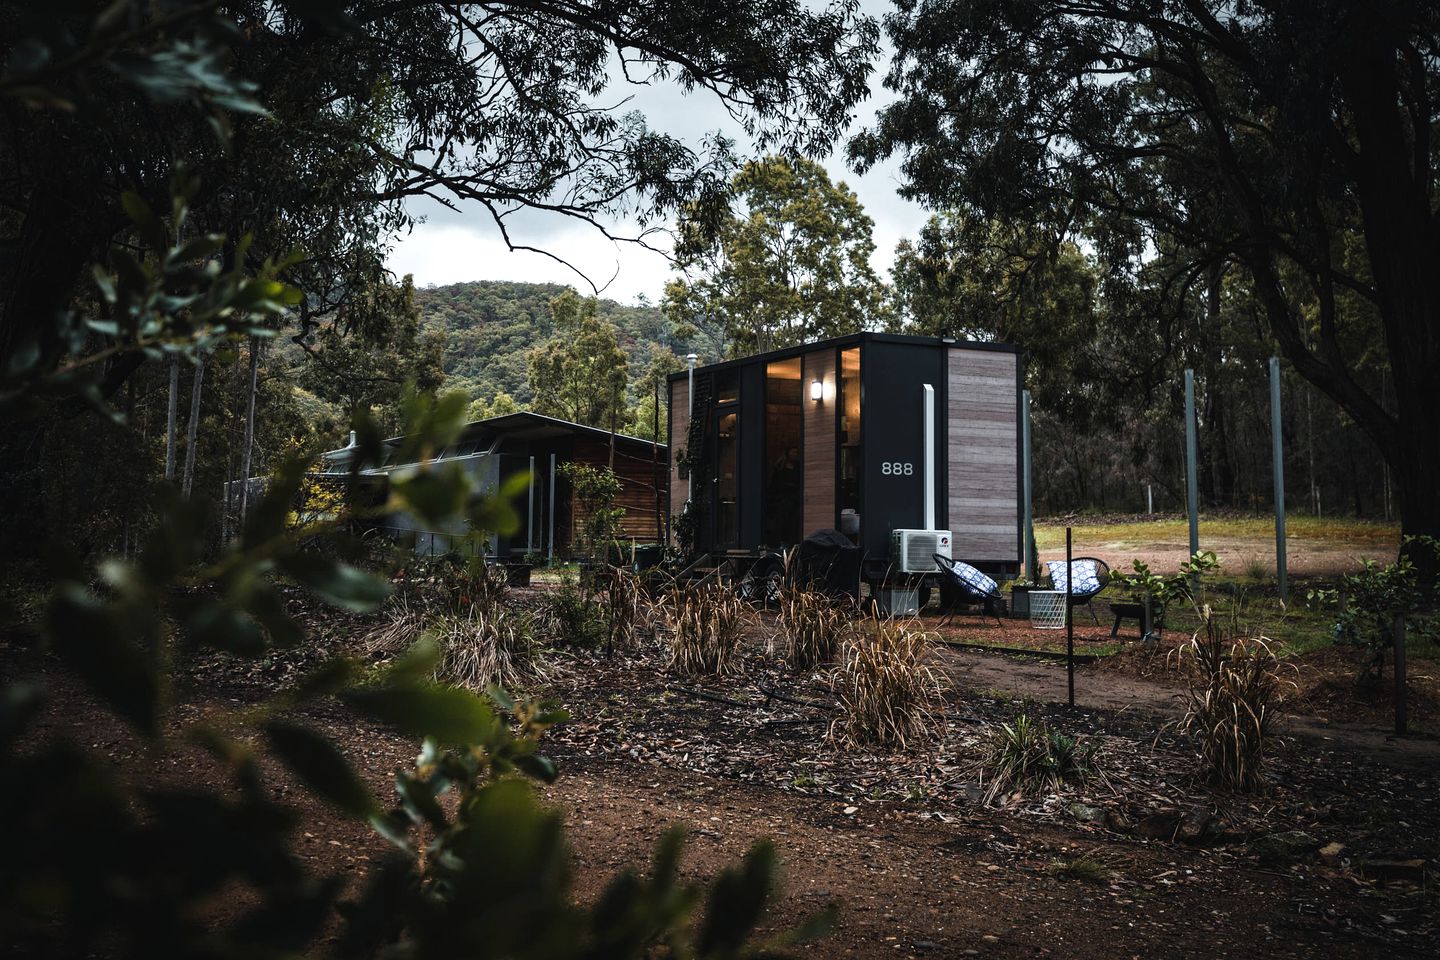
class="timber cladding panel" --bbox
[572,439,666,546]
[668,379,689,530]
[802,349,836,535]
[947,349,1019,561]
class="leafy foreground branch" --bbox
[2,403,831,959]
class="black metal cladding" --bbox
[856,341,948,562]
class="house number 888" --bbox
[881,462,914,476]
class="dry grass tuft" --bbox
[778,584,850,672]
[1170,604,1294,791]
[831,614,938,750]
[1046,852,1114,883]
[604,566,647,651]
[431,603,543,693]
[362,596,428,658]
[664,582,747,675]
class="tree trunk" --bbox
[238,337,260,528]
[182,356,205,498]
[1338,47,1440,583]
[164,355,180,481]
[1199,264,1235,508]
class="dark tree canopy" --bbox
[853,0,1440,576]
[1,0,879,372]
[0,0,877,555]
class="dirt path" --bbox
[549,753,1426,959]
[931,644,1440,767]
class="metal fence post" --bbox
[1022,389,1036,580]
[1065,527,1075,708]
[1184,369,1200,576]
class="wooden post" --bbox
[1270,357,1288,602]
[1394,613,1407,736]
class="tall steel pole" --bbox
[1269,357,1288,602]
[1065,527,1075,708]
[1184,368,1200,567]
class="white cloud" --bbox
[387,220,676,303]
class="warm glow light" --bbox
[810,378,823,401]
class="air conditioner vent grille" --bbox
[891,529,952,574]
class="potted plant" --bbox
[1106,551,1220,640]
[1007,577,1037,619]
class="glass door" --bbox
[713,408,739,548]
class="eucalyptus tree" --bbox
[664,155,889,357]
[853,0,1440,577]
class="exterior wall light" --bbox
[810,378,823,402]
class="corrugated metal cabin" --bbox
[318,412,666,560]
[667,333,1022,583]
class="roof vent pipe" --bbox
[347,430,357,448]
[923,384,935,531]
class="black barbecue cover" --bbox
[796,529,861,599]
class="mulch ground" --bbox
[7,583,1440,959]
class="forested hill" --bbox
[414,280,677,406]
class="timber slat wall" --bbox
[668,379,689,531]
[572,439,666,548]
[947,349,1019,561]
[802,349,836,535]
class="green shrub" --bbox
[559,462,625,562]
[1306,536,1440,685]
[543,573,608,648]
[979,712,1097,803]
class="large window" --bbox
[763,357,802,546]
[839,347,861,539]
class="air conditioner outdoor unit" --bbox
[891,529,951,574]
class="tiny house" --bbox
[667,333,1022,584]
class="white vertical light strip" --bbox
[923,383,935,531]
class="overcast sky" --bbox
[385,2,926,305]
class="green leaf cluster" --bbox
[665,156,890,357]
